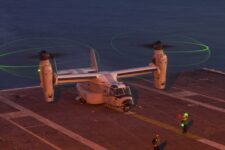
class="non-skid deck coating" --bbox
[0,69,225,150]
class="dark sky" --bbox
[0,0,224,89]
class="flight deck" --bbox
[0,69,225,150]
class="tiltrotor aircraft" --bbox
[39,41,168,112]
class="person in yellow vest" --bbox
[152,134,160,150]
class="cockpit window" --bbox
[115,88,124,96]
[109,86,131,97]
[124,87,131,95]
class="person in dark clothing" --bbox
[152,134,160,150]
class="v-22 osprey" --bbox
[39,41,168,112]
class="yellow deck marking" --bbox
[126,81,225,150]
[126,111,225,150]
[1,84,225,149]
[129,112,200,140]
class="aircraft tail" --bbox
[90,49,99,72]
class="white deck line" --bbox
[0,115,62,150]
[0,75,224,149]
[138,78,225,103]
[1,111,30,119]
[0,85,40,92]
[0,96,108,150]
[131,83,225,113]
[178,88,225,103]
[198,139,225,150]
[131,83,225,150]
[202,68,225,76]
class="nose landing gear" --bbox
[76,96,87,104]
[123,100,133,112]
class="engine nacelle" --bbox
[39,51,54,102]
[153,49,168,89]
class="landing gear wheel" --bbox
[123,100,132,112]
[123,105,131,112]
[79,98,86,104]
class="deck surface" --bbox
[0,69,225,150]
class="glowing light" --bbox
[110,32,211,67]
[177,114,182,119]
[184,112,189,117]
[38,69,40,72]
[181,123,184,127]
[0,37,97,69]
[0,38,100,79]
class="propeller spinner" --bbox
[28,50,65,60]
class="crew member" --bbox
[180,112,189,133]
[152,134,160,150]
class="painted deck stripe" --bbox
[0,86,40,92]
[0,96,108,150]
[172,91,198,97]
[131,82,225,113]
[129,112,200,139]
[202,68,225,76]
[198,139,225,150]
[139,77,225,103]
[0,115,62,150]
[175,87,225,103]
[127,112,225,150]
[1,81,225,149]
[127,83,225,150]
[1,111,30,119]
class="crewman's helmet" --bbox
[184,112,189,117]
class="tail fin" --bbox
[90,49,99,72]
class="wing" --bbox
[56,73,99,84]
[112,65,157,79]
[57,67,96,75]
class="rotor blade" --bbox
[27,52,65,60]
[50,52,65,58]
[138,41,174,49]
